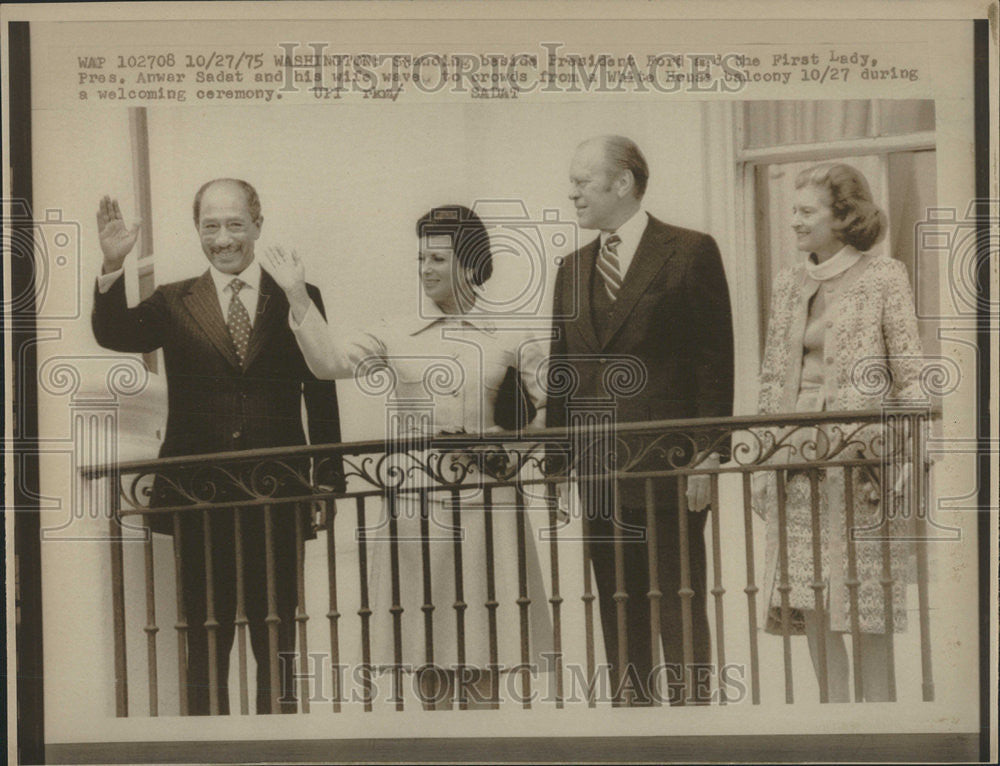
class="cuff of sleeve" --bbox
[289,301,319,331]
[97,268,124,294]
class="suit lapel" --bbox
[600,217,677,349]
[242,270,283,370]
[182,270,242,369]
[576,238,601,351]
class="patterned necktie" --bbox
[596,233,623,300]
[226,277,252,365]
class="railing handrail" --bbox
[90,404,940,716]
[79,407,940,479]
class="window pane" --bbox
[888,150,939,358]
[743,99,934,149]
[743,100,872,148]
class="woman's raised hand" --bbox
[262,246,306,294]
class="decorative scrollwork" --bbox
[601,356,648,398]
[544,359,581,398]
[851,356,894,398]
[101,410,910,516]
[918,356,961,398]
[106,359,149,397]
[422,359,466,398]
[355,355,398,397]
[117,454,316,513]
[728,421,885,468]
[38,358,82,397]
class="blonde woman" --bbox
[755,163,923,701]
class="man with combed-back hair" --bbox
[548,136,734,705]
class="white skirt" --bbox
[365,483,555,671]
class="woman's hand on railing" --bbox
[552,482,572,523]
[858,466,882,503]
[891,462,914,497]
[474,425,515,478]
[686,452,720,512]
[750,471,771,521]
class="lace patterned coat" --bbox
[754,252,923,634]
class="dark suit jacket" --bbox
[92,267,342,534]
[548,214,734,501]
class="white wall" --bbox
[141,100,718,438]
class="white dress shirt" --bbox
[599,209,649,281]
[208,259,262,326]
[97,258,262,325]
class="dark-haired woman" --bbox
[754,163,923,701]
[263,206,551,707]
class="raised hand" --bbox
[261,246,306,292]
[262,246,311,320]
[97,196,141,273]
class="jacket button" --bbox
[599,357,607,364]
[232,430,242,439]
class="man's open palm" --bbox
[97,195,140,270]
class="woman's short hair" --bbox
[415,205,493,286]
[795,163,886,251]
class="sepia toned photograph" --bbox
[3,2,996,764]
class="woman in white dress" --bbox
[263,205,553,708]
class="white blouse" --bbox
[290,300,548,435]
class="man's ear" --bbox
[253,216,264,238]
[616,170,635,199]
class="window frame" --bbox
[732,101,937,355]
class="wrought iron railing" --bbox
[80,406,937,716]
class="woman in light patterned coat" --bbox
[754,163,923,702]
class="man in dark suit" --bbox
[548,136,734,705]
[92,180,342,715]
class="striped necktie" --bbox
[596,233,623,300]
[226,277,252,365]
